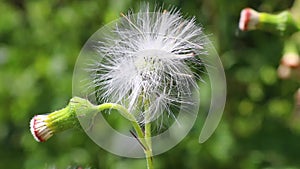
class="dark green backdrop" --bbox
[0,0,299,168]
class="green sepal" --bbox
[259,11,300,36]
[45,97,97,133]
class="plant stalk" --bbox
[144,113,153,169]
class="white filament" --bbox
[89,6,205,123]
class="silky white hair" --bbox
[88,5,206,124]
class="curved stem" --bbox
[98,103,154,169]
[97,103,146,146]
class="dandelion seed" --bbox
[88,5,206,123]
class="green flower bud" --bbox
[30,97,96,142]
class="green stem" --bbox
[96,103,147,148]
[97,102,154,169]
[144,109,153,169]
[283,38,298,54]
[145,121,153,169]
[145,149,153,169]
[291,0,300,22]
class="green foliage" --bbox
[0,0,299,168]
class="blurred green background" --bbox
[1,0,300,168]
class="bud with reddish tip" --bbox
[239,8,260,31]
[30,115,54,142]
[281,53,300,68]
[30,97,97,142]
[239,8,300,36]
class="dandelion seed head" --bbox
[88,5,205,123]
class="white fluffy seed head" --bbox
[89,5,205,123]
